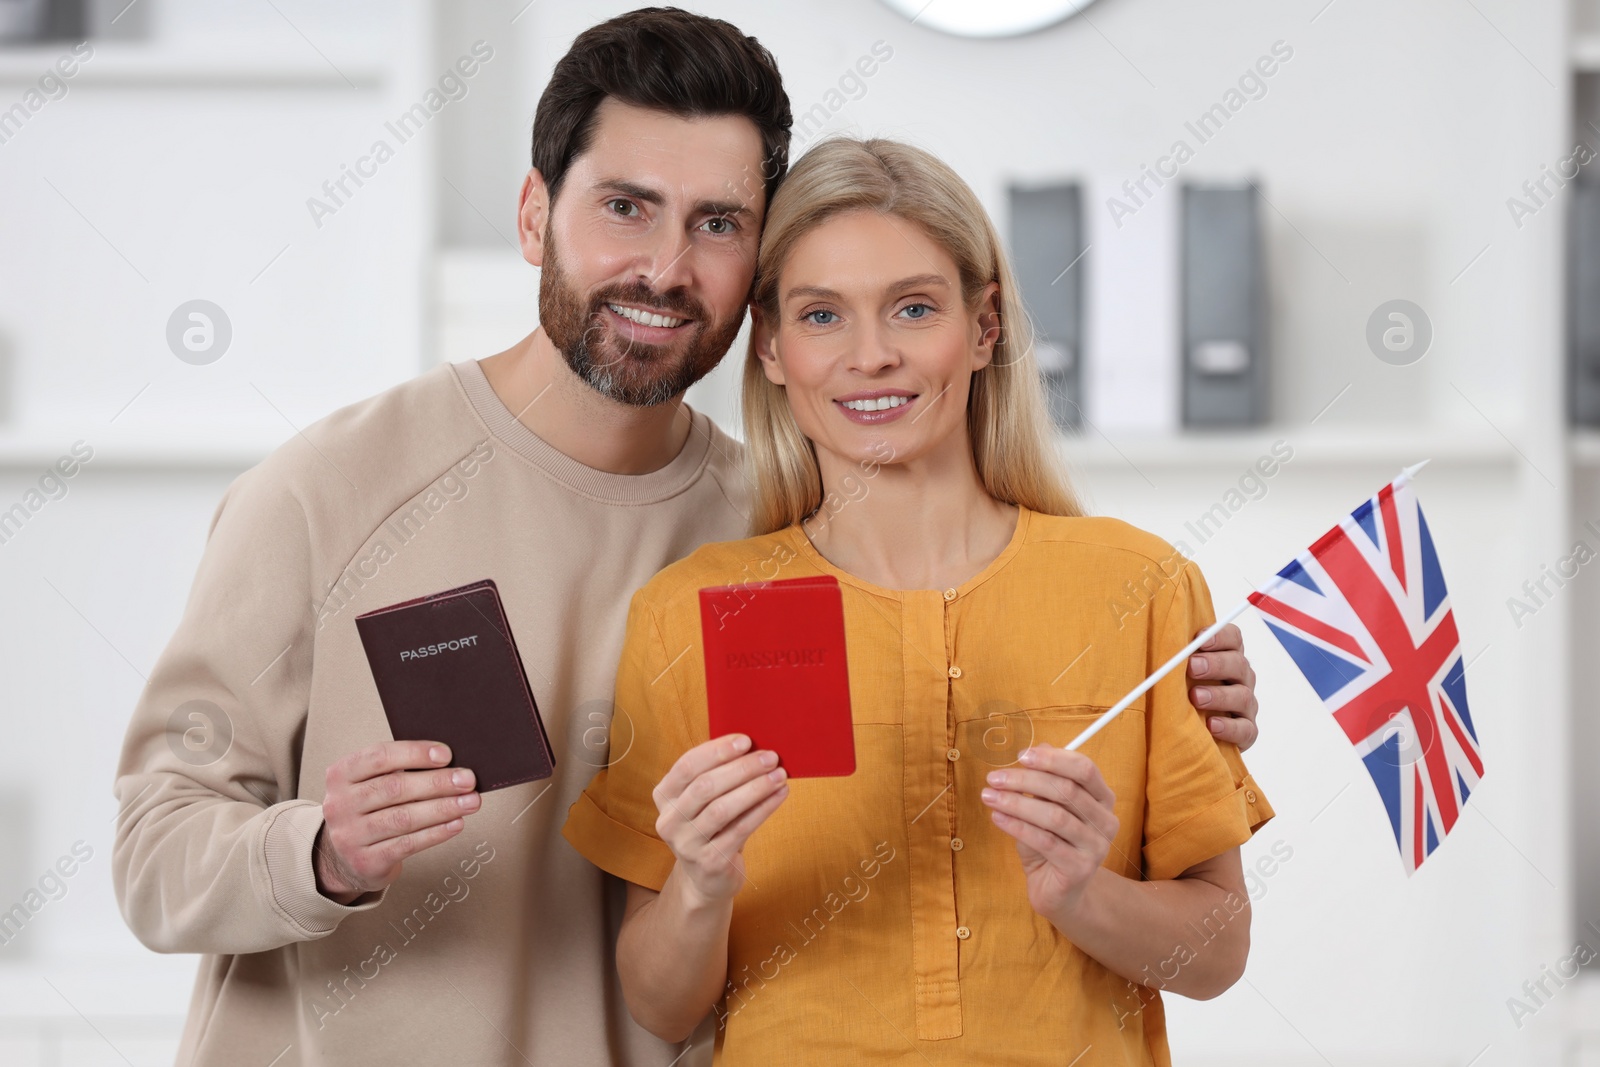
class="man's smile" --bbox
[606,302,689,329]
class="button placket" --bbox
[904,590,964,1038]
[942,586,969,982]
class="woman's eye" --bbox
[899,303,932,320]
[803,309,838,326]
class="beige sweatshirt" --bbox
[112,359,748,1066]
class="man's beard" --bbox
[537,233,744,407]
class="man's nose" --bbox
[638,225,694,295]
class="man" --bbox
[112,8,1266,1066]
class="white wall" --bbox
[0,2,440,1061]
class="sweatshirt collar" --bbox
[452,358,716,505]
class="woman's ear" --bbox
[517,168,551,268]
[972,281,1003,370]
[753,304,787,386]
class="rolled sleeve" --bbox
[562,787,675,892]
[1142,780,1255,881]
[561,589,696,891]
[1228,757,1275,833]
[1140,558,1273,878]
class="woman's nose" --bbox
[845,325,902,374]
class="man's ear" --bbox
[972,281,1003,370]
[518,168,551,267]
[752,304,786,386]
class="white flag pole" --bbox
[1064,460,1430,753]
[1394,458,1429,487]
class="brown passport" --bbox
[354,579,554,791]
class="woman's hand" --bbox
[652,733,789,908]
[622,736,788,1043]
[981,744,1118,921]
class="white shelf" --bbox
[1057,425,1519,472]
[0,426,287,470]
[0,43,387,88]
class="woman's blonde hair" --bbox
[741,136,1085,535]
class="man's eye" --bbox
[803,310,838,326]
[703,216,736,235]
[899,303,932,320]
[609,199,637,217]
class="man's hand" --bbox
[1188,623,1260,751]
[652,734,788,908]
[314,741,481,904]
[981,744,1118,921]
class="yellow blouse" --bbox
[563,505,1273,1066]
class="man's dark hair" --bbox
[531,7,792,208]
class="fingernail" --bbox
[458,792,479,810]
[1018,748,1037,766]
[431,745,449,764]
[986,771,1006,786]
[768,768,787,783]
[981,788,999,803]
[446,818,463,831]
[452,769,471,787]
[1191,655,1208,673]
[1209,717,1224,734]
[731,735,752,752]
[759,750,779,768]
[1194,687,1211,705]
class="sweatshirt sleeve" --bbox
[112,457,386,955]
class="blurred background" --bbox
[0,0,1587,1062]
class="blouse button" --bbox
[943,588,957,601]
[1245,789,1258,804]
[950,837,965,852]
[947,666,962,679]
[946,748,960,762]
[956,925,972,940]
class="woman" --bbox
[562,138,1272,1065]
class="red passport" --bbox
[698,575,855,778]
[354,579,555,792]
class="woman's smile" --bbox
[834,388,920,424]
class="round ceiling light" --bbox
[877,0,1104,38]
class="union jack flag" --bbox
[1248,469,1481,874]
